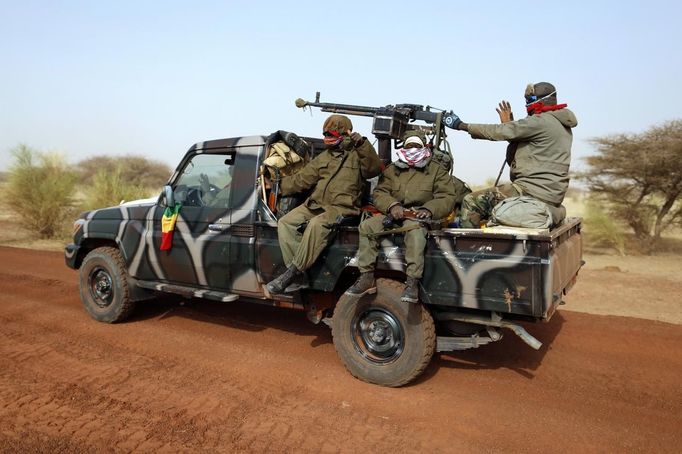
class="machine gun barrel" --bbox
[295,98,377,117]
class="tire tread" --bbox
[332,278,436,387]
[81,246,135,323]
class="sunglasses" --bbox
[525,90,556,105]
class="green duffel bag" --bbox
[489,196,553,229]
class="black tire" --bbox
[79,246,135,323]
[331,278,436,387]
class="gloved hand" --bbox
[349,130,365,147]
[389,204,405,220]
[200,173,210,193]
[496,100,514,123]
[415,208,432,219]
[442,111,463,130]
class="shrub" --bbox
[78,155,171,188]
[6,144,78,239]
[583,199,626,255]
[82,165,157,210]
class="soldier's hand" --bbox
[348,130,365,146]
[415,208,432,219]
[443,111,463,130]
[199,173,210,193]
[496,100,514,123]
[389,204,405,220]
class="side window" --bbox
[174,153,235,208]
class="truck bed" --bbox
[282,217,583,322]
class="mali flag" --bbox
[160,203,182,251]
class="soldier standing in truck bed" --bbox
[346,131,457,303]
[266,114,382,294]
[445,82,578,228]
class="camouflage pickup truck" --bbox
[65,134,583,387]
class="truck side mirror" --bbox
[162,185,175,207]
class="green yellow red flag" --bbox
[160,203,182,251]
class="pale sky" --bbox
[1,0,680,185]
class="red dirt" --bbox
[0,246,680,453]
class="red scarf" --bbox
[526,102,568,115]
[323,130,344,146]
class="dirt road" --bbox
[1,247,680,453]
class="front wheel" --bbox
[331,278,436,387]
[79,246,135,323]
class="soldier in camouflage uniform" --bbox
[446,82,578,228]
[266,114,382,294]
[346,131,457,303]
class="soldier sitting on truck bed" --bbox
[346,131,457,303]
[265,114,382,294]
[445,82,578,228]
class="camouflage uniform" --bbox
[357,157,456,278]
[460,108,578,228]
[277,116,381,271]
[460,183,521,228]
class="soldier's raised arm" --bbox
[349,131,381,179]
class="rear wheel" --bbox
[79,246,135,323]
[332,278,436,387]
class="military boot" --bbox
[266,265,300,294]
[345,272,377,297]
[284,272,309,293]
[401,277,420,304]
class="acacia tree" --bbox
[581,120,682,253]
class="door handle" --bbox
[208,224,226,232]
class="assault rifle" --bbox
[295,92,459,163]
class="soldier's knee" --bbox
[306,214,332,233]
[358,215,383,236]
[462,193,475,208]
[358,221,371,236]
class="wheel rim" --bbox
[351,308,404,364]
[89,266,114,308]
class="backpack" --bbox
[262,141,307,179]
[430,148,453,173]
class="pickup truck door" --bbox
[149,151,236,290]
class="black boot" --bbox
[266,265,300,294]
[345,272,377,297]
[401,277,420,303]
[284,272,309,293]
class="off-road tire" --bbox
[79,246,135,323]
[332,278,436,387]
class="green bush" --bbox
[583,199,626,255]
[6,144,78,239]
[78,155,171,188]
[82,165,157,210]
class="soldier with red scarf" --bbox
[445,82,578,228]
[266,114,381,294]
